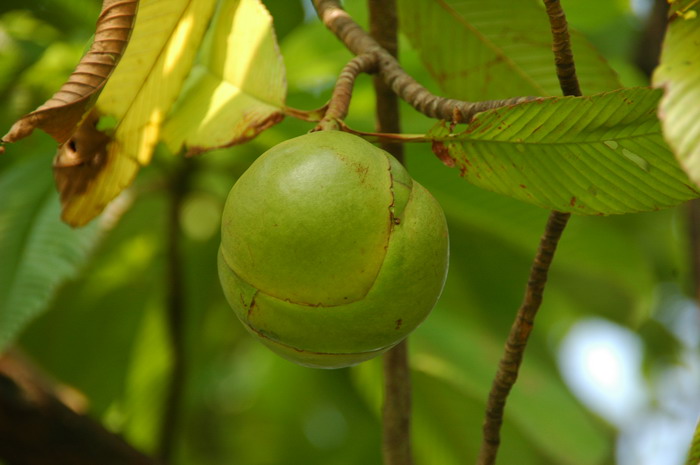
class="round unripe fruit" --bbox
[218,131,449,368]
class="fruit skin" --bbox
[218,131,449,368]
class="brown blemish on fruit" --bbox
[395,319,402,330]
[247,293,259,319]
[348,160,370,183]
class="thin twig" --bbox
[315,54,378,131]
[158,160,190,463]
[312,0,532,122]
[477,2,580,463]
[369,1,413,464]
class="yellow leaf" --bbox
[162,0,286,154]
[60,0,218,227]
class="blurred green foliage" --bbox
[0,0,693,464]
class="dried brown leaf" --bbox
[2,0,138,145]
[53,111,112,206]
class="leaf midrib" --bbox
[439,130,664,147]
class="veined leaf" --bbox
[428,87,699,215]
[57,0,218,226]
[0,153,102,352]
[162,0,286,155]
[653,1,700,188]
[2,0,138,145]
[398,0,621,100]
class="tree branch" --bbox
[382,341,413,465]
[0,351,160,465]
[542,0,582,97]
[312,0,532,123]
[476,211,569,465]
[368,0,404,164]
[368,2,413,464]
[315,54,378,131]
[477,2,578,463]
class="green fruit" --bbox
[218,131,449,368]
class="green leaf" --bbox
[686,414,700,465]
[397,0,622,100]
[428,87,699,215]
[162,0,286,155]
[17,186,167,415]
[653,1,700,188]
[262,0,305,41]
[0,153,101,351]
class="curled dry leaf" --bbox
[2,0,138,145]
[58,0,218,227]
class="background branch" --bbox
[477,2,579,463]
[158,159,191,462]
[0,351,160,465]
[382,341,413,465]
[312,0,531,123]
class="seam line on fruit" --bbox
[247,323,393,356]
[387,156,398,229]
[222,254,372,308]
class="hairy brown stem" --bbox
[477,211,570,465]
[542,0,582,97]
[0,351,160,465]
[477,2,579,463]
[312,0,532,122]
[315,54,378,131]
[369,2,413,464]
[158,160,190,462]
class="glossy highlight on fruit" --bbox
[218,131,449,368]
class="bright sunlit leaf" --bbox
[653,0,700,188]
[162,0,286,155]
[59,0,218,226]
